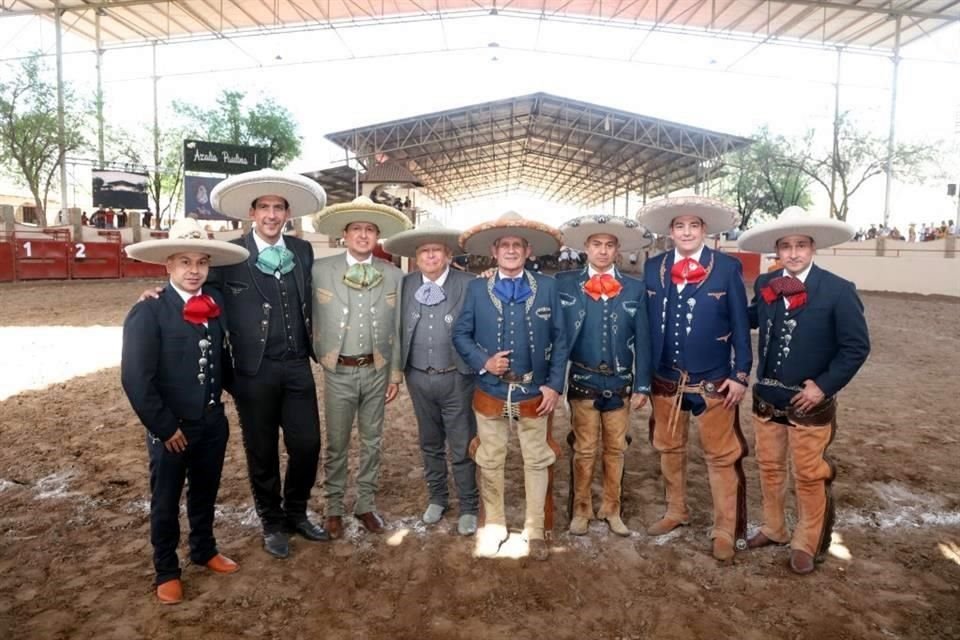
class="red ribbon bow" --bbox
[670,257,707,285]
[183,294,221,325]
[584,273,623,301]
[760,276,807,309]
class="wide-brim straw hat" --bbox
[211,169,327,220]
[459,211,563,257]
[312,196,413,239]
[637,196,739,236]
[560,215,653,252]
[125,218,250,266]
[382,218,464,257]
[738,206,854,253]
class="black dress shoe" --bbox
[288,518,331,542]
[263,531,290,559]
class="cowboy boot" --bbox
[569,400,599,536]
[789,422,837,567]
[751,416,791,547]
[523,466,551,560]
[474,466,508,558]
[699,399,748,561]
[646,451,690,535]
[599,406,630,537]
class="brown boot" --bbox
[712,536,735,563]
[789,549,816,575]
[790,422,837,560]
[528,538,549,561]
[648,396,690,537]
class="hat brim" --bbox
[313,204,413,239]
[460,221,562,257]
[737,219,854,253]
[561,223,653,252]
[211,173,327,220]
[382,229,464,258]
[125,240,250,267]
[638,198,738,236]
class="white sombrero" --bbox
[382,218,464,258]
[459,211,563,257]
[737,206,855,253]
[312,196,413,239]
[211,169,327,219]
[637,196,739,236]
[125,218,250,266]
[560,215,653,252]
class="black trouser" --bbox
[232,357,321,534]
[147,406,229,585]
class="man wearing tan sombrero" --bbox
[312,196,412,538]
[384,219,479,536]
[452,212,569,561]
[556,215,653,537]
[639,196,752,562]
[122,218,249,604]
[738,206,869,574]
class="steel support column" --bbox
[882,17,901,229]
[55,0,69,219]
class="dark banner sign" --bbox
[183,139,270,174]
[92,170,149,209]
[184,175,229,220]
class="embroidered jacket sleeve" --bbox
[632,288,653,394]
[543,281,569,394]
[814,280,870,397]
[452,280,490,373]
[389,269,404,385]
[120,301,180,441]
[727,259,753,385]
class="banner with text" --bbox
[183,139,270,174]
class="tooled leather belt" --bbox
[338,354,374,367]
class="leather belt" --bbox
[567,380,631,400]
[651,375,726,399]
[501,370,534,384]
[412,365,458,375]
[338,354,374,367]
[571,361,623,376]
[752,391,837,426]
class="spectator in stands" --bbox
[143,209,153,230]
[949,220,956,236]
[908,223,916,242]
[118,208,128,228]
[81,211,89,226]
[105,208,116,228]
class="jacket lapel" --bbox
[331,256,350,305]
[442,269,465,314]
[243,232,270,302]
[368,259,386,307]
[788,263,821,321]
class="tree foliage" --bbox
[104,123,185,227]
[0,53,88,226]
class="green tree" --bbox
[173,90,301,168]
[782,114,938,221]
[0,53,88,226]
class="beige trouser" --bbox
[753,414,837,557]
[474,411,557,540]
[650,393,748,545]
[569,399,630,520]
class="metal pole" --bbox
[882,17,901,230]
[828,46,841,218]
[96,12,104,168]
[152,42,160,211]
[55,0,69,217]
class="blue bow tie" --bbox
[493,275,532,304]
[414,281,447,306]
[256,245,295,277]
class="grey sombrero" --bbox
[211,169,327,220]
[738,206,854,253]
[125,218,250,266]
[382,218,464,257]
[637,196,739,236]
[560,215,653,252]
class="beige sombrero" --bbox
[738,206,854,253]
[312,196,413,239]
[460,211,563,257]
[637,196,739,236]
[560,215,653,252]
[125,218,250,266]
[211,169,327,219]
[383,218,464,258]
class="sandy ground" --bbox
[0,279,958,640]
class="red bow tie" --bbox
[183,294,221,325]
[671,257,707,285]
[584,273,623,301]
[760,276,807,309]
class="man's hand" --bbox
[537,386,560,416]
[718,379,747,410]
[483,350,512,377]
[384,383,400,404]
[164,429,188,453]
[790,379,825,414]
[630,394,649,411]
[138,286,163,302]
[479,267,497,279]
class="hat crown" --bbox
[781,206,811,219]
[498,211,524,222]
[168,218,207,242]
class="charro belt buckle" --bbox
[355,355,370,366]
[597,362,611,374]
[502,370,523,383]
[601,389,613,399]
[704,382,716,393]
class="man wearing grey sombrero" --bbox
[208,169,330,559]
[738,206,869,575]
[312,196,412,539]
[122,218,249,604]
[556,215,653,537]
[639,196,752,563]
[383,219,479,536]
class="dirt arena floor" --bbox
[0,279,958,640]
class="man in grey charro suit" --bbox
[311,196,412,539]
[384,219,479,536]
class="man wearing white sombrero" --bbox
[556,215,653,537]
[311,196,411,538]
[383,219,479,536]
[452,212,569,561]
[738,206,869,575]
[208,168,330,559]
[122,218,249,604]
[639,196,752,563]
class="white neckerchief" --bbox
[782,262,813,309]
[673,245,705,293]
[171,280,208,327]
[422,266,450,288]
[587,263,617,301]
